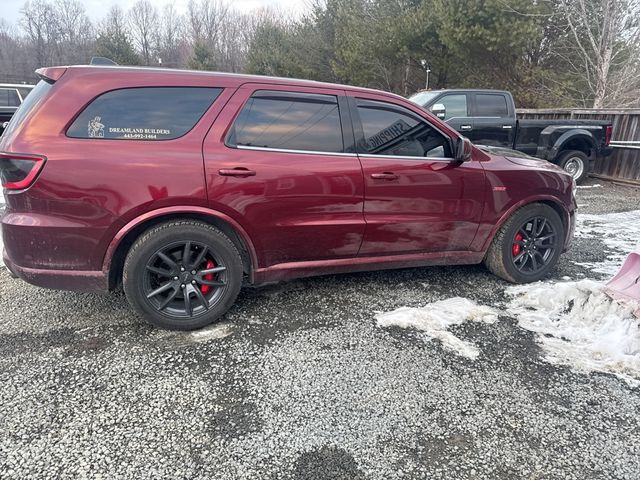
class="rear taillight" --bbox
[605,125,613,146]
[0,153,46,190]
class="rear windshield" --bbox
[1,80,52,138]
[67,87,222,140]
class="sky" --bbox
[1,0,309,27]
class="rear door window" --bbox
[227,90,344,153]
[437,94,468,120]
[475,94,509,117]
[67,87,222,140]
[355,98,453,158]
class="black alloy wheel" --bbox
[123,220,243,330]
[484,203,565,283]
[510,216,558,274]
[143,241,228,318]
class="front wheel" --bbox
[557,150,589,183]
[484,203,564,283]
[123,220,243,330]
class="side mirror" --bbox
[431,103,446,119]
[455,136,473,162]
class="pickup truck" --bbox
[0,84,35,136]
[409,89,614,182]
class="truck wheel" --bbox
[123,220,243,330]
[557,150,589,183]
[484,203,564,283]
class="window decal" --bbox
[88,116,105,138]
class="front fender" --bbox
[473,194,573,253]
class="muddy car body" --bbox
[1,65,575,329]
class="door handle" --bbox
[502,125,513,129]
[460,125,472,131]
[370,172,398,180]
[218,167,256,177]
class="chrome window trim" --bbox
[235,144,358,157]
[357,153,456,162]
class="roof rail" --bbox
[90,57,118,66]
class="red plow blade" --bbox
[605,252,640,319]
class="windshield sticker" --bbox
[88,116,105,138]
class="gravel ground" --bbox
[1,178,640,479]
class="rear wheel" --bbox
[557,150,589,183]
[123,220,243,330]
[484,203,564,283]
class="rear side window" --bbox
[437,94,467,120]
[227,91,344,153]
[67,87,222,140]
[0,89,21,107]
[476,94,509,117]
[1,81,52,139]
[356,98,453,158]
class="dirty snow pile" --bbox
[375,297,498,359]
[507,280,640,385]
[575,209,640,275]
[376,209,640,385]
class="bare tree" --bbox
[99,5,129,43]
[558,0,640,107]
[20,0,59,67]
[96,5,140,65]
[187,0,229,45]
[55,0,94,64]
[157,4,187,68]
[0,19,34,82]
[129,0,159,65]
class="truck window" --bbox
[67,87,222,140]
[355,98,452,158]
[476,94,509,117]
[228,91,344,153]
[0,88,21,107]
[437,94,467,120]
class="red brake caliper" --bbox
[200,259,216,294]
[512,232,523,257]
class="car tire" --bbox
[484,203,564,283]
[557,150,589,183]
[123,220,243,330]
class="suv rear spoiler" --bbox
[35,67,67,83]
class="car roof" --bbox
[411,89,511,96]
[62,65,403,99]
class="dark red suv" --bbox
[0,65,575,329]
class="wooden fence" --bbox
[516,108,640,184]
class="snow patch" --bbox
[575,209,640,275]
[375,297,498,359]
[576,184,602,189]
[189,322,234,343]
[507,279,640,385]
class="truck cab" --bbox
[410,89,614,182]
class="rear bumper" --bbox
[3,251,108,292]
